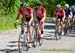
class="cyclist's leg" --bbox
[37,18,42,33]
[61,21,64,33]
[27,26,33,48]
[39,22,44,37]
[67,18,71,31]
[65,16,70,33]
[73,15,75,23]
[28,26,33,42]
[59,16,64,35]
[36,17,43,38]
[39,22,44,34]
[26,19,33,47]
[73,15,75,22]
[27,20,33,43]
[37,18,44,37]
[72,15,75,23]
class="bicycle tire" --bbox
[39,37,43,46]
[32,27,37,48]
[55,24,61,40]
[18,33,29,53]
[37,30,43,46]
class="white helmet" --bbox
[65,4,69,8]
[20,2,28,8]
[56,4,61,8]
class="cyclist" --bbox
[34,2,46,38]
[15,3,33,47]
[54,4,65,35]
[71,5,75,23]
[64,4,73,33]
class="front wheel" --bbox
[18,34,29,53]
[37,33,43,46]
[39,37,43,46]
[32,28,37,48]
[55,25,61,40]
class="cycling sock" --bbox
[41,31,43,34]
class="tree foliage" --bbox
[0,0,75,16]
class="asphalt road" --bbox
[0,20,75,53]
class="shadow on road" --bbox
[44,25,55,29]
[0,49,19,53]
[43,37,56,40]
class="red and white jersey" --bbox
[34,6,46,18]
[54,8,64,16]
[18,7,32,19]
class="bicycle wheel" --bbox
[39,36,43,46]
[64,24,68,35]
[55,24,61,40]
[37,30,43,46]
[18,33,28,53]
[32,27,37,48]
[55,25,59,40]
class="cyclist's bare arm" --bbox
[16,8,22,22]
[62,10,66,21]
[41,8,46,22]
[43,11,46,21]
[14,14,20,23]
[16,14,20,20]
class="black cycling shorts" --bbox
[25,18,31,22]
[57,15,63,21]
[37,17,42,22]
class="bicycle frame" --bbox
[34,22,43,46]
[14,22,29,52]
[36,23,41,41]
